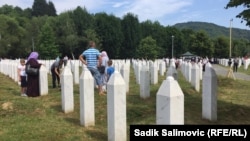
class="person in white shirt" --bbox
[17,59,27,97]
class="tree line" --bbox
[0,0,249,60]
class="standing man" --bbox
[79,41,105,95]
[233,57,239,72]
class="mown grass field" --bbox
[0,64,250,141]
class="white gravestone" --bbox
[61,66,74,113]
[156,76,184,125]
[107,71,127,141]
[120,63,130,93]
[73,61,79,84]
[140,66,150,99]
[39,65,48,96]
[150,61,158,84]
[191,63,200,92]
[80,66,95,126]
[202,63,217,121]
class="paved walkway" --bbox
[212,64,250,81]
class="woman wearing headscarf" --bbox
[26,52,42,97]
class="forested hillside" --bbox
[0,1,250,59]
[174,21,250,40]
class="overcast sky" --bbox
[0,0,249,30]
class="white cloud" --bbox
[114,0,193,23]
[112,1,130,8]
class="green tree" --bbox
[32,0,56,17]
[94,12,123,59]
[180,28,195,54]
[47,1,57,16]
[121,13,141,59]
[71,6,94,36]
[54,12,79,59]
[84,29,101,49]
[232,38,249,57]
[0,15,26,58]
[0,4,14,15]
[137,36,159,60]
[164,26,183,58]
[70,7,94,55]
[225,0,250,27]
[140,20,167,58]
[37,22,59,59]
[213,36,229,58]
[190,30,214,58]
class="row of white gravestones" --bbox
[219,58,250,70]
[78,65,127,141]
[166,59,178,80]
[107,59,131,93]
[0,59,49,96]
[179,61,217,120]
[132,59,167,86]
[0,59,218,140]
[180,61,203,92]
[63,58,216,126]
[156,62,218,124]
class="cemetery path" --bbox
[212,64,250,81]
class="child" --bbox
[17,59,27,96]
[107,59,115,81]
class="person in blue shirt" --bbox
[79,41,105,95]
[107,59,115,81]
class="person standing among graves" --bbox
[233,57,239,72]
[79,41,105,95]
[17,59,27,97]
[26,51,42,97]
[50,59,63,88]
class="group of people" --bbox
[18,40,114,97]
[79,41,114,95]
[18,52,42,97]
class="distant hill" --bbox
[173,21,250,40]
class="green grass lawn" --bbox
[0,66,250,141]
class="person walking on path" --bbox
[79,41,105,95]
[212,64,250,81]
[17,59,27,97]
[26,52,42,97]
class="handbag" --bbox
[98,65,105,74]
[25,64,39,76]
